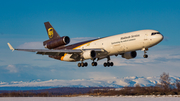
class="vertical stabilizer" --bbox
[44,22,60,39]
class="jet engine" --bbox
[122,51,137,59]
[44,36,70,49]
[82,50,96,59]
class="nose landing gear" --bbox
[143,48,148,58]
[143,54,148,58]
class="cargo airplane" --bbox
[7,22,164,67]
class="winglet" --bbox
[7,43,15,52]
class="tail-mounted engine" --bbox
[122,51,137,59]
[43,36,70,49]
[82,50,96,59]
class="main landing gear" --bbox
[78,61,97,67]
[78,62,88,67]
[103,62,114,67]
[78,58,98,67]
[78,57,114,67]
[103,56,114,67]
[91,58,97,66]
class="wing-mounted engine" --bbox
[82,50,96,59]
[43,36,70,49]
[122,51,137,59]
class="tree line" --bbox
[0,87,111,97]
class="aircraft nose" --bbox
[155,33,164,43]
[159,34,164,42]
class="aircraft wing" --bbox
[7,43,104,56]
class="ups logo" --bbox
[48,28,53,38]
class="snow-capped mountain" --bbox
[0,76,179,88]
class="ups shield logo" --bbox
[48,28,53,38]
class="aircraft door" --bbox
[143,33,150,48]
[119,43,125,52]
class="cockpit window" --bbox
[151,32,161,35]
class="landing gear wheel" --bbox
[107,62,110,67]
[78,63,81,67]
[92,62,94,66]
[94,62,97,66]
[103,63,107,67]
[81,63,84,67]
[84,62,88,67]
[110,62,114,66]
[92,62,97,66]
[143,54,148,58]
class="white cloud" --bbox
[87,72,115,80]
[6,65,18,73]
[50,69,56,72]
[18,42,44,49]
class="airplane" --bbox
[7,22,164,67]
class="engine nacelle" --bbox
[82,50,96,59]
[122,51,137,59]
[44,36,70,49]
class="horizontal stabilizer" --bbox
[7,43,15,51]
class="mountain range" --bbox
[0,76,179,90]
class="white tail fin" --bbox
[7,43,15,51]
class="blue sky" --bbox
[0,0,180,82]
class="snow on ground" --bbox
[0,97,180,101]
